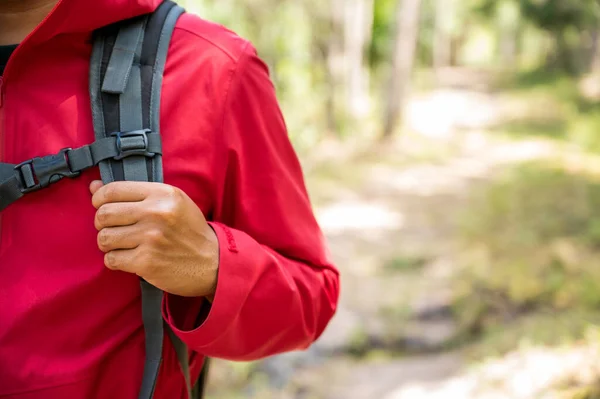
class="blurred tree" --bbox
[496,0,520,69]
[480,0,600,74]
[433,0,455,69]
[522,0,600,74]
[313,0,343,134]
[589,28,600,74]
[382,0,423,139]
[343,0,375,119]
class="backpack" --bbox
[0,1,209,397]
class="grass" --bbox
[449,68,600,359]
[381,255,429,273]
[450,158,600,369]
[491,68,600,153]
[461,310,600,361]
[498,118,568,140]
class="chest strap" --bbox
[0,129,161,211]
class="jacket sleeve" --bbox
[162,42,340,360]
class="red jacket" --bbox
[0,0,340,397]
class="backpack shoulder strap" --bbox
[89,2,190,398]
[90,0,184,184]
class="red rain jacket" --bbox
[0,0,340,397]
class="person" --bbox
[0,0,340,398]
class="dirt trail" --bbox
[302,79,559,399]
[310,145,555,398]
[323,353,464,399]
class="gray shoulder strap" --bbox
[89,2,190,398]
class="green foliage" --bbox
[369,0,397,67]
[474,0,600,31]
[454,161,600,339]
[382,255,428,273]
[496,70,600,153]
[462,311,600,360]
[518,0,600,33]
[556,382,600,399]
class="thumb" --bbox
[89,180,104,195]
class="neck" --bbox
[0,0,59,45]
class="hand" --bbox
[90,180,219,298]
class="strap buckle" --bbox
[111,129,156,161]
[14,148,81,194]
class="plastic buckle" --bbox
[111,129,156,161]
[14,148,80,194]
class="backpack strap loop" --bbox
[101,18,146,95]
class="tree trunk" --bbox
[324,0,345,135]
[433,0,452,70]
[343,0,374,119]
[381,0,422,139]
[499,28,518,68]
[588,29,600,74]
[578,29,600,101]
[451,20,470,67]
[556,31,578,75]
[497,0,520,69]
[326,5,342,135]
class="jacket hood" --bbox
[26,0,162,46]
